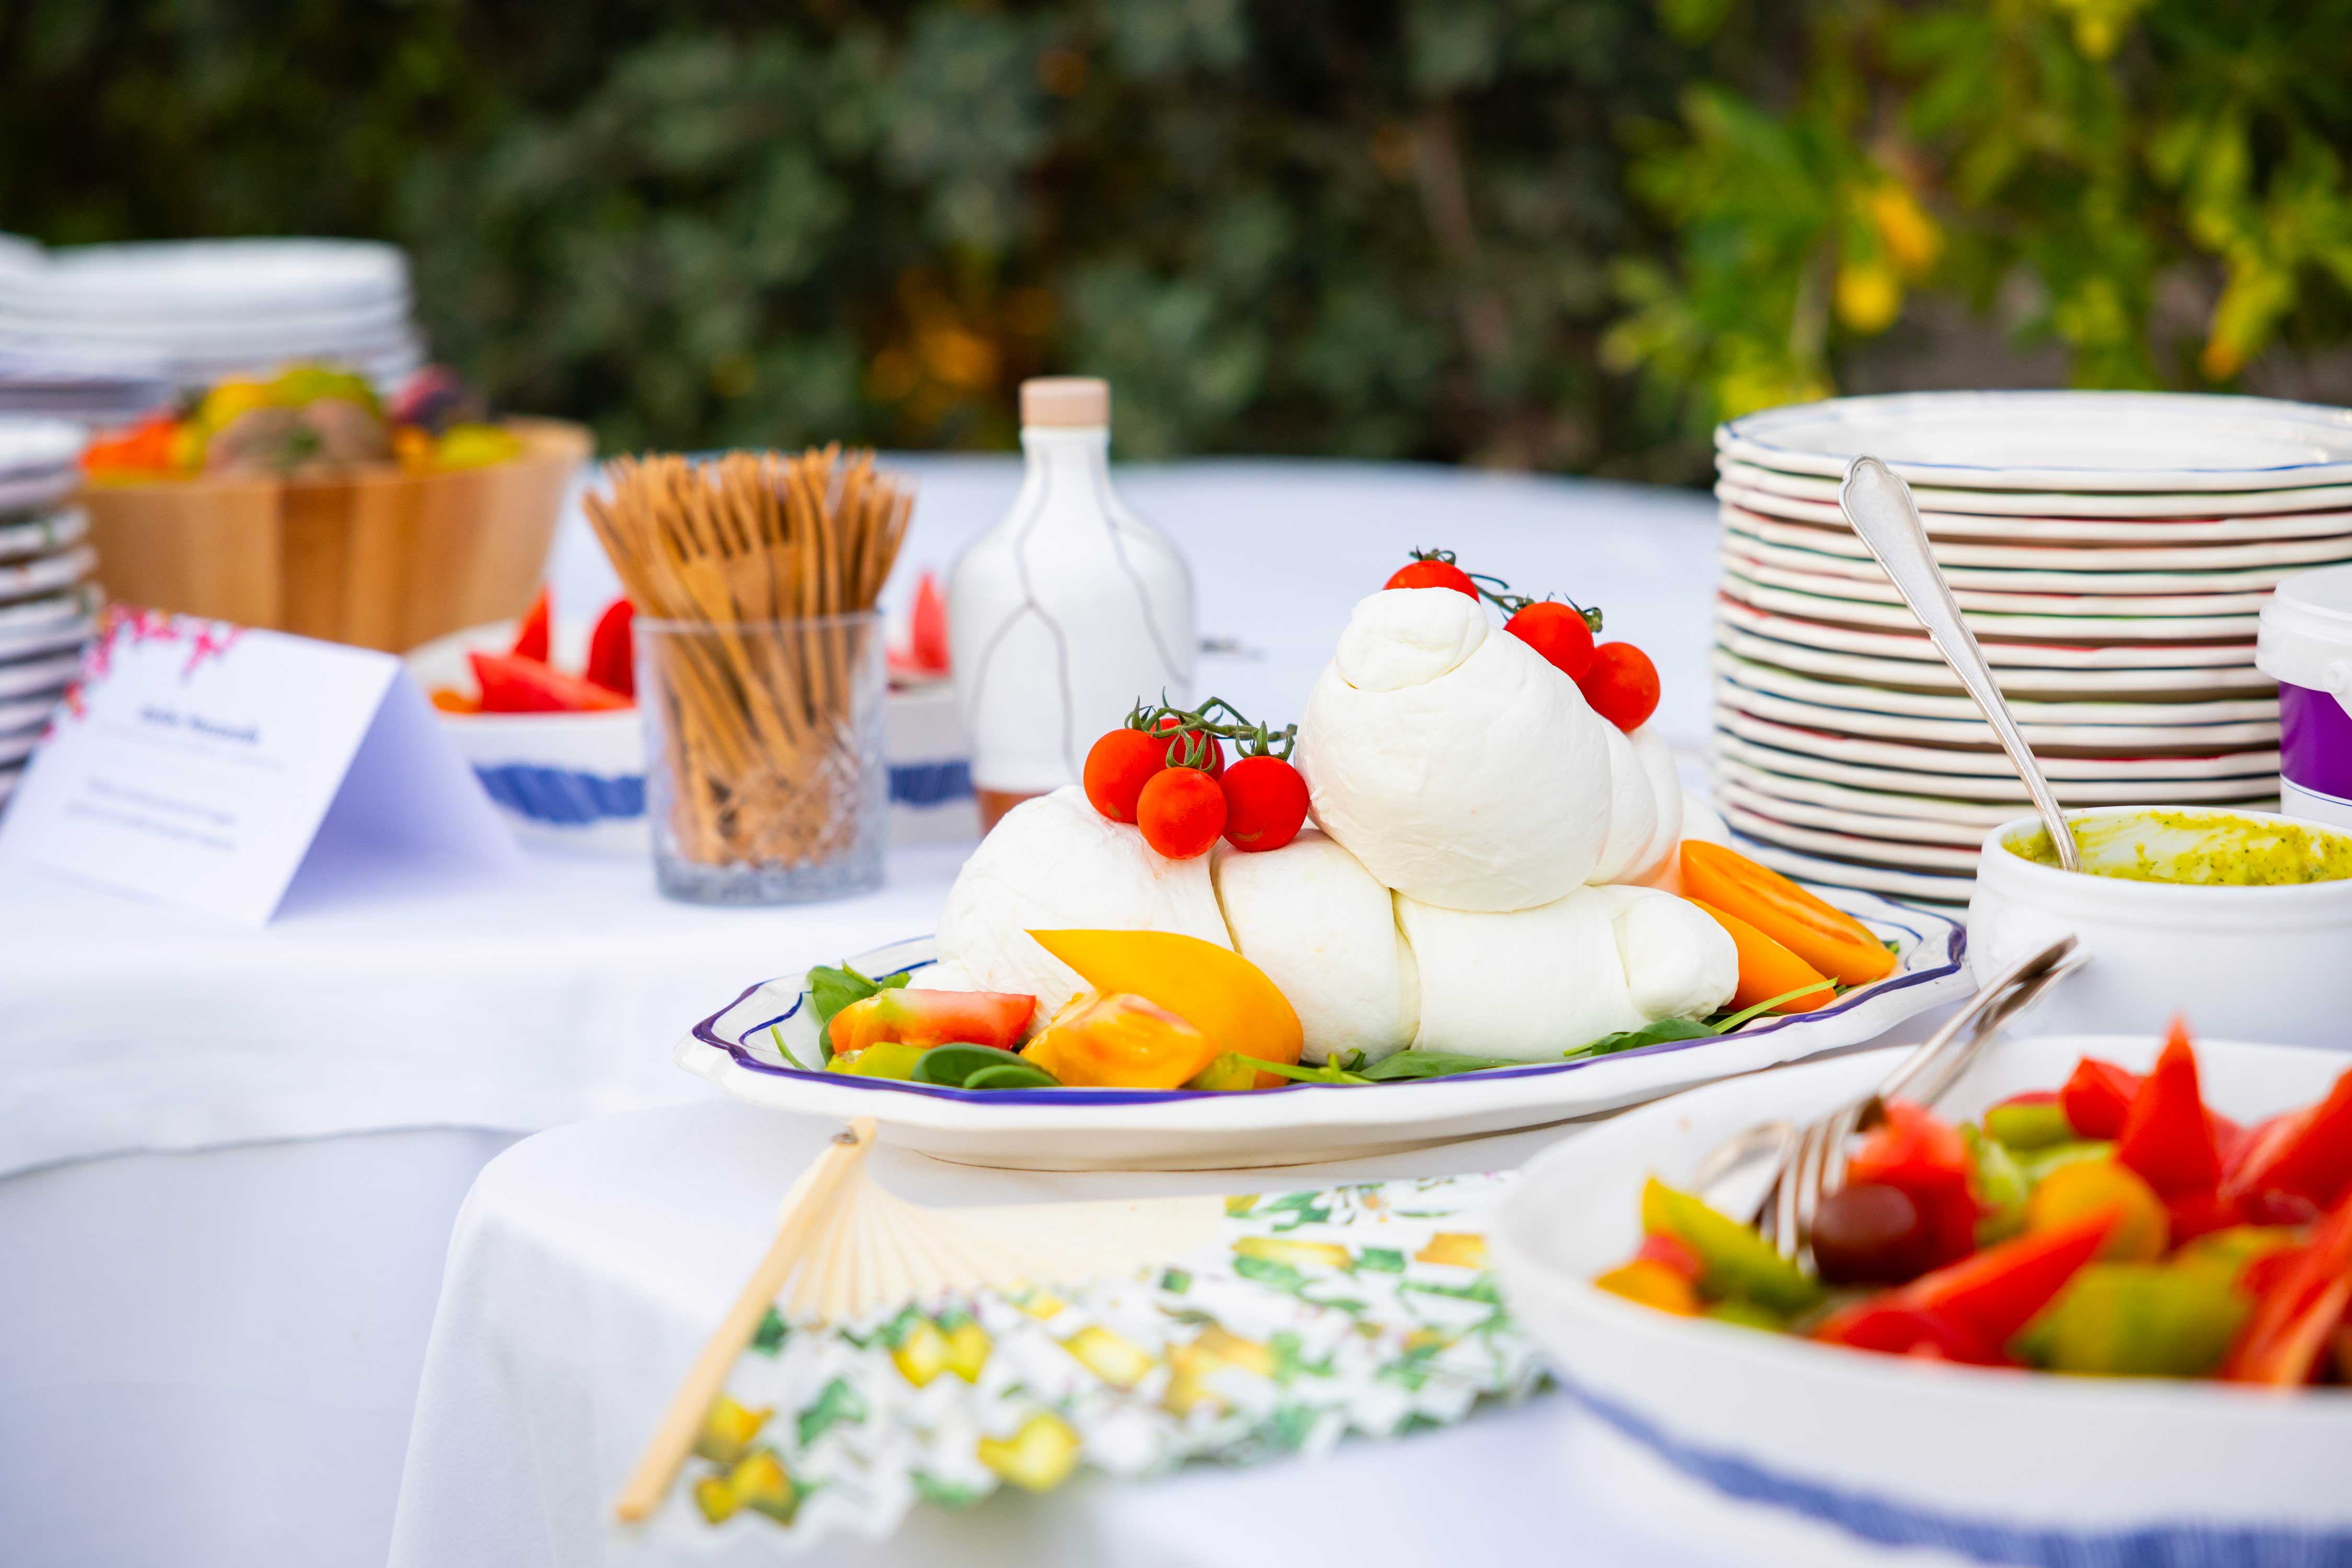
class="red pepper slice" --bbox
[2226,1067,2352,1213]
[1846,1101,1980,1269]
[1812,1302,2007,1365]
[2225,1189,2352,1386]
[2115,1020,2223,1200]
[2164,1192,2239,1246]
[1635,1230,1704,1282]
[2060,1057,2142,1140]
[469,651,630,713]
[584,598,636,698]
[510,588,551,664]
[1893,1208,2115,1348]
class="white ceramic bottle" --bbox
[949,377,1195,831]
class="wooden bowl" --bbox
[81,416,592,652]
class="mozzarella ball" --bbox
[1395,887,1649,1062]
[1299,589,1610,913]
[1212,831,1418,1065]
[1587,721,1662,886]
[1590,885,1737,1023]
[935,786,1232,1028]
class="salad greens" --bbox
[783,964,1842,1089]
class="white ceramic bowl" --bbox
[404,621,648,855]
[405,622,981,855]
[1491,1031,2352,1566]
[1970,805,2352,1049]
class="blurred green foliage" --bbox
[5,1,2351,477]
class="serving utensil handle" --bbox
[1838,456,2082,873]
[613,1117,878,1524]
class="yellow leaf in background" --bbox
[693,1395,772,1465]
[945,1319,993,1383]
[1834,262,1903,335]
[1866,182,1944,278]
[1415,1232,1490,1269]
[892,1320,952,1388]
[1232,1235,1351,1271]
[1716,360,1834,420]
[2049,0,2151,60]
[1063,1325,1156,1389]
[978,1413,1082,1492]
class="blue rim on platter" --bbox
[687,896,1967,1109]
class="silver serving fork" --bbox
[1692,935,2084,1262]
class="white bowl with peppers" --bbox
[1493,1026,2352,1564]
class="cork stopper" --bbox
[1020,376,1110,429]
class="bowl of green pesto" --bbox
[1971,805,2352,1051]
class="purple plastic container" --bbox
[2258,563,2352,830]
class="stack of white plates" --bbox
[0,238,424,396]
[0,418,99,807]
[1711,390,2352,903]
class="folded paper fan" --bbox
[615,1119,1222,1522]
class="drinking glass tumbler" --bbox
[636,611,886,904]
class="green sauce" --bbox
[2007,811,2352,885]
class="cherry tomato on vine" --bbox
[1385,557,1480,599]
[1219,755,1309,852]
[1150,712,1225,776]
[1577,641,1661,732]
[1137,766,1227,859]
[1505,601,1597,682]
[1083,728,1167,823]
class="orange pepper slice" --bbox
[1688,898,1832,1014]
[1681,841,1896,987]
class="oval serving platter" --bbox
[676,891,1968,1172]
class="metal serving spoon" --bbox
[1838,456,2082,872]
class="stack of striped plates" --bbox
[1710,390,2352,903]
[0,418,97,811]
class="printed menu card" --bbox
[0,608,519,923]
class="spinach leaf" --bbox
[1562,1018,1714,1061]
[805,962,909,1062]
[1355,1052,1521,1081]
[962,1062,1062,1092]
[911,1042,1018,1087]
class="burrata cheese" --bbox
[1395,887,1647,1060]
[1299,589,1610,912]
[1212,830,1419,1064]
[935,786,1232,1028]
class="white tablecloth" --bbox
[1,457,1717,1181]
[1,459,1722,1567]
[388,1102,1724,1568]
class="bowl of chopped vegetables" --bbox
[1491,1024,2352,1564]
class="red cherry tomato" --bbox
[1084,728,1168,823]
[1136,766,1227,859]
[1577,641,1660,732]
[1219,755,1309,852]
[1150,713,1225,777]
[1385,558,1480,599]
[1505,601,1597,682]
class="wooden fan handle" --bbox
[613,1117,877,1523]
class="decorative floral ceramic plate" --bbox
[676,891,1969,1171]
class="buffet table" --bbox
[0,459,1725,1568]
